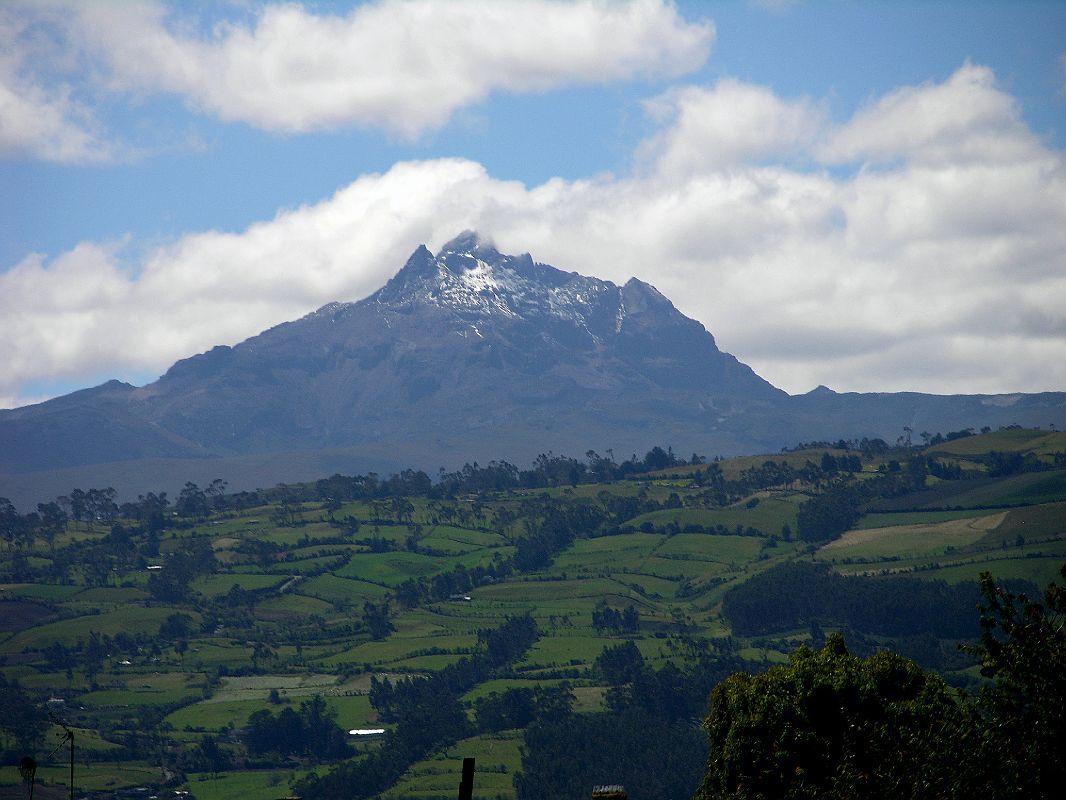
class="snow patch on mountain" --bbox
[371,232,635,335]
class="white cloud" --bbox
[2,62,1065,407]
[0,7,114,163]
[821,62,1044,166]
[639,79,823,176]
[53,0,712,138]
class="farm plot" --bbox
[630,496,800,535]
[928,429,1066,457]
[337,550,503,586]
[548,533,663,575]
[80,671,207,707]
[1,604,186,650]
[656,533,763,564]
[475,577,622,602]
[254,593,334,619]
[855,508,1005,529]
[0,582,82,601]
[185,768,320,800]
[608,572,681,600]
[869,470,1066,511]
[382,730,524,800]
[298,573,393,606]
[977,501,1066,547]
[0,761,161,793]
[193,573,285,598]
[321,636,476,669]
[71,586,150,604]
[170,640,255,672]
[915,553,1066,587]
[0,598,55,632]
[817,513,1006,563]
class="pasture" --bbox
[2,429,1063,800]
[382,730,525,800]
[817,513,1005,562]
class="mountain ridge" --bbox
[2,232,1064,506]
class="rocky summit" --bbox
[1,232,1064,504]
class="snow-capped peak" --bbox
[370,232,619,326]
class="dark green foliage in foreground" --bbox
[702,568,1066,800]
[964,565,1066,799]
[721,560,993,638]
[696,635,975,800]
[516,708,706,800]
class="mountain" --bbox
[2,232,1064,505]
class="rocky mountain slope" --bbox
[2,232,1063,504]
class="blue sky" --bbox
[2,0,1065,407]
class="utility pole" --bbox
[18,757,36,800]
[48,712,74,800]
[457,757,474,800]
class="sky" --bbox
[2,0,1065,409]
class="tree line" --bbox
[720,560,1013,639]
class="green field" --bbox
[185,768,320,800]
[298,573,393,606]
[871,471,1066,511]
[79,671,208,707]
[2,430,1064,799]
[928,429,1066,457]
[382,730,525,800]
[630,494,801,534]
[855,508,1005,529]
[2,604,189,650]
[0,762,162,793]
[817,513,1006,563]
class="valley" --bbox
[2,427,1064,799]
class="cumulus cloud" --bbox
[0,6,114,162]
[821,62,1045,166]
[639,79,824,176]
[6,0,712,143]
[3,62,1065,406]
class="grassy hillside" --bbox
[1,428,1063,800]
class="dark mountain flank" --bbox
[2,232,1064,504]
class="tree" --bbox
[962,566,1066,798]
[87,487,118,523]
[695,634,975,800]
[135,491,169,533]
[363,600,394,640]
[205,478,228,512]
[69,488,88,529]
[177,482,209,518]
[159,613,194,640]
[36,501,67,553]
[0,498,17,553]
[594,640,644,686]
[0,676,47,754]
[193,734,230,775]
[147,538,216,602]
